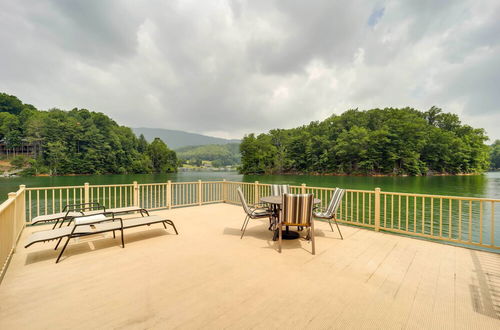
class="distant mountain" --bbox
[132,127,240,150]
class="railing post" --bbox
[133,181,139,207]
[19,185,26,223]
[167,180,172,209]
[84,182,90,205]
[254,181,259,205]
[301,183,306,194]
[374,187,381,232]
[198,180,202,206]
[8,192,17,245]
[222,179,227,203]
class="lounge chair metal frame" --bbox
[25,213,178,263]
[30,202,150,228]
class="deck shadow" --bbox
[24,228,170,265]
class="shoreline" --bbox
[245,171,485,177]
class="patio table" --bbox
[260,195,321,240]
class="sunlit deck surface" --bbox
[0,203,499,329]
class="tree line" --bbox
[239,107,491,176]
[491,140,500,170]
[0,92,177,175]
[176,143,240,167]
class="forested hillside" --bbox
[176,143,240,167]
[0,92,177,175]
[133,127,240,149]
[240,107,490,176]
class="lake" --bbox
[1,171,500,203]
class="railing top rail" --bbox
[15,180,500,203]
[89,184,134,188]
[26,186,85,191]
[0,197,15,213]
[380,191,500,202]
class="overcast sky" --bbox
[1,0,499,140]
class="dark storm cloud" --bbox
[0,0,499,140]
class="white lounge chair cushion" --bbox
[74,214,107,225]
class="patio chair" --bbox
[271,184,290,196]
[237,187,273,239]
[25,213,178,263]
[313,188,345,239]
[278,194,315,254]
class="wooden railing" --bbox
[0,185,26,281]
[0,180,497,280]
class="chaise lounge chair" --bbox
[31,203,150,228]
[25,213,178,263]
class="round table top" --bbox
[260,195,321,205]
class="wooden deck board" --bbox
[0,203,499,329]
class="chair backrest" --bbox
[281,193,314,226]
[271,184,290,196]
[325,188,345,217]
[237,187,252,215]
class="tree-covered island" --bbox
[239,107,491,176]
[0,92,177,175]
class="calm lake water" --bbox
[1,171,500,203]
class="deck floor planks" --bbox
[0,203,499,329]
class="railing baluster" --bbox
[448,199,452,239]
[406,195,409,231]
[430,197,434,236]
[491,201,495,247]
[469,201,472,242]
[422,197,425,234]
[479,201,483,244]
[458,200,462,241]
[398,195,401,229]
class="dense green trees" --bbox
[176,143,240,167]
[0,92,177,175]
[491,140,500,170]
[148,138,177,173]
[240,107,490,176]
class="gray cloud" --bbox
[0,0,499,141]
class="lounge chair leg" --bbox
[52,220,59,229]
[121,229,125,248]
[162,221,167,229]
[328,219,334,232]
[165,220,178,234]
[144,209,150,216]
[56,237,71,263]
[54,237,63,250]
[112,230,116,239]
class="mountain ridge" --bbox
[132,127,240,150]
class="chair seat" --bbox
[313,212,332,219]
[250,208,273,217]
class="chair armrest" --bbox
[251,202,270,208]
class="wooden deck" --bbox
[0,203,499,329]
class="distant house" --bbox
[0,139,34,156]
